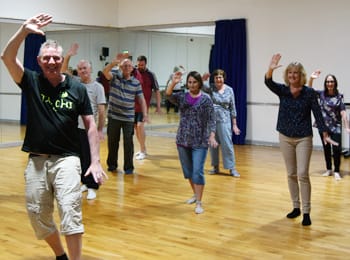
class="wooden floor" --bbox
[1,110,350,259]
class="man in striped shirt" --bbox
[103,54,148,174]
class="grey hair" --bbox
[38,39,64,57]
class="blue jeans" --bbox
[177,146,208,185]
[107,117,134,172]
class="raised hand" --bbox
[116,52,130,61]
[269,53,283,71]
[202,72,211,82]
[310,69,321,79]
[172,71,183,84]
[23,13,53,35]
[67,43,79,57]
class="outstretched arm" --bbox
[1,13,52,83]
[165,71,182,96]
[308,70,321,87]
[102,52,129,81]
[82,115,108,184]
[265,53,283,79]
[61,43,79,74]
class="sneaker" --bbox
[80,184,88,193]
[322,170,332,177]
[230,169,240,177]
[135,152,146,160]
[186,195,196,204]
[135,151,147,156]
[86,188,96,200]
[334,172,342,181]
[195,202,204,214]
[209,166,219,174]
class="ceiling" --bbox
[0,18,215,35]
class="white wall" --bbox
[1,0,350,148]
[0,0,119,27]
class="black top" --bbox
[265,76,326,137]
[18,69,92,156]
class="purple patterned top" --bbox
[168,92,216,148]
[316,90,346,134]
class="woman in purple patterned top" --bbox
[166,71,218,214]
[309,70,350,180]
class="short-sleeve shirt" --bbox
[135,68,159,112]
[108,70,143,122]
[77,80,106,129]
[18,69,92,156]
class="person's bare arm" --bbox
[308,70,321,87]
[165,71,182,96]
[265,53,282,79]
[1,14,52,83]
[82,114,108,184]
[154,90,162,114]
[102,53,129,80]
[61,43,79,74]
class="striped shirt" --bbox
[108,70,144,122]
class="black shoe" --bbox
[107,166,116,172]
[286,208,301,218]
[56,253,68,260]
[302,214,312,226]
[124,169,134,174]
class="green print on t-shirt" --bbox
[40,91,73,112]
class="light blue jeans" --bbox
[177,146,208,185]
[210,121,235,169]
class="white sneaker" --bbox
[135,152,146,160]
[322,170,332,177]
[80,184,88,193]
[87,188,97,200]
[334,172,342,181]
[230,169,240,177]
[195,202,204,214]
[186,195,196,204]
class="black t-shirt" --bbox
[18,69,92,156]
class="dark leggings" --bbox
[319,132,342,172]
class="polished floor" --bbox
[1,109,350,259]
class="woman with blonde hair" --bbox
[264,53,336,226]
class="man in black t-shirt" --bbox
[1,14,107,260]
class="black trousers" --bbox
[319,131,342,172]
[79,128,99,189]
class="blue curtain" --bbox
[21,34,46,125]
[209,19,247,145]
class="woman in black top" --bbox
[264,53,336,226]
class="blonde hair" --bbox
[283,62,307,86]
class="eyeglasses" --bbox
[325,81,335,83]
